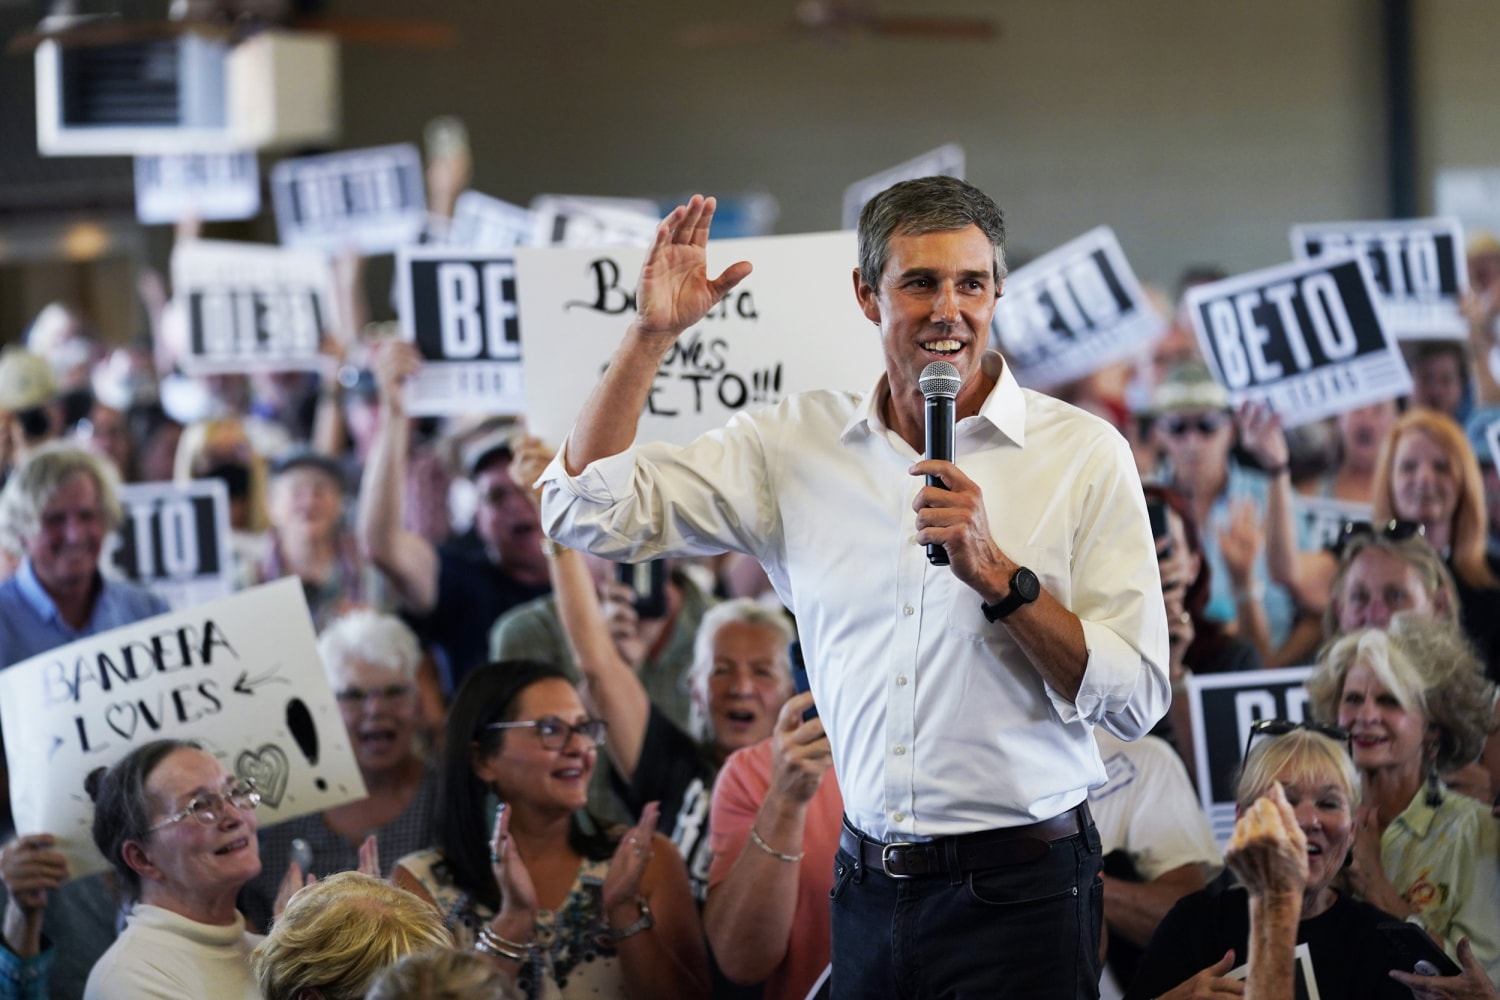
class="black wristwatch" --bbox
[981,566,1040,622]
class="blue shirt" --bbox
[0,560,169,669]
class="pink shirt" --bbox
[708,738,844,1000]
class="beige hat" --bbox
[1148,360,1231,415]
[0,347,58,412]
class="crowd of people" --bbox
[0,167,1499,1000]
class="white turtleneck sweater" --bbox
[83,904,262,1000]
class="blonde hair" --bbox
[1322,533,1460,641]
[250,871,453,1000]
[172,417,269,532]
[1372,409,1497,588]
[364,948,518,1000]
[1307,615,1496,772]
[1235,727,1360,813]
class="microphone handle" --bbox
[925,394,955,566]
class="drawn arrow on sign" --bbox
[233,666,290,696]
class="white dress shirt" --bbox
[541,352,1170,841]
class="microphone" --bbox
[920,361,961,566]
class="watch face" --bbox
[1015,567,1040,602]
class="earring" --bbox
[1424,763,1443,808]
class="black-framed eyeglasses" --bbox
[149,777,260,831]
[1161,413,1229,438]
[1242,719,1352,762]
[486,716,608,750]
[334,683,414,706]
[1331,519,1425,558]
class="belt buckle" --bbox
[880,841,917,879]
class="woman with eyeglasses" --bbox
[1125,726,1411,1000]
[82,739,265,999]
[1306,616,1500,981]
[240,609,439,932]
[392,660,710,999]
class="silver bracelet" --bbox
[610,895,654,941]
[749,825,804,864]
[475,925,531,963]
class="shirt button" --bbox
[893,811,905,823]
[896,675,908,686]
[893,745,906,755]
[909,534,919,545]
[903,604,914,616]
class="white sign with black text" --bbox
[1436,167,1500,247]
[990,226,1162,388]
[841,144,965,230]
[529,195,662,248]
[396,247,524,415]
[1185,255,1413,428]
[1291,217,1469,340]
[1187,667,1315,849]
[449,190,536,250]
[271,144,427,254]
[134,151,261,225]
[1293,494,1371,554]
[171,240,338,375]
[0,578,366,880]
[514,231,880,444]
[106,480,234,610]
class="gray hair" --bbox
[364,948,517,1000]
[87,739,201,901]
[0,441,123,543]
[857,176,1007,291]
[317,609,423,685]
[1308,614,1496,773]
[688,599,797,742]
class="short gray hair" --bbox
[688,599,797,742]
[857,176,1007,291]
[0,441,123,544]
[317,609,423,685]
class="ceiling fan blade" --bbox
[289,14,457,49]
[867,14,999,40]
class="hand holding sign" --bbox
[635,196,753,341]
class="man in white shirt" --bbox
[539,177,1170,998]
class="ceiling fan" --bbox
[677,1,1000,48]
[8,0,457,54]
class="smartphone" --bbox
[615,560,668,620]
[789,641,817,722]
[1146,498,1175,562]
[1377,920,1463,977]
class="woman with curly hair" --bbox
[1306,615,1500,980]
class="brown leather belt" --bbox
[840,802,1091,879]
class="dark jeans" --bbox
[829,821,1104,999]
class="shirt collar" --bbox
[13,558,64,626]
[842,350,1026,447]
[1392,782,1440,839]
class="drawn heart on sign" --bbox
[105,703,139,741]
[236,744,290,809]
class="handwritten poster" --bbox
[0,578,366,879]
[1291,217,1469,340]
[171,239,338,375]
[1185,255,1413,428]
[841,144,965,230]
[990,226,1162,388]
[271,144,427,254]
[514,230,880,444]
[396,246,525,415]
[105,480,235,610]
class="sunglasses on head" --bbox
[1242,718,1352,762]
[1161,413,1228,437]
[1331,519,1425,558]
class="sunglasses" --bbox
[1242,718,1352,762]
[150,777,261,831]
[486,715,608,750]
[1331,519,1425,558]
[1161,413,1228,438]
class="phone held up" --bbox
[1147,497,1174,562]
[789,641,817,722]
[615,560,669,620]
[1377,920,1463,977]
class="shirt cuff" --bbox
[1049,619,1168,736]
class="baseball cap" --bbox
[0,347,58,412]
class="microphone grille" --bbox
[919,361,961,399]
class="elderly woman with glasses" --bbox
[1306,615,1500,981]
[82,739,264,1000]
[1125,725,1411,1000]
[239,609,438,932]
[392,660,709,999]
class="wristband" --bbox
[749,825,804,864]
[475,925,531,962]
[610,895,654,941]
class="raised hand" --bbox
[490,803,539,922]
[357,834,380,877]
[1234,401,1289,473]
[372,338,423,413]
[507,433,554,510]
[1158,949,1244,998]
[273,860,316,920]
[602,801,659,915]
[769,693,834,805]
[1225,782,1308,898]
[633,196,752,340]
